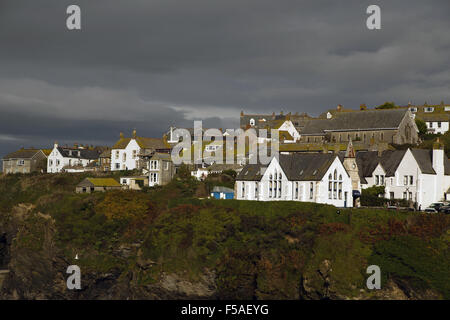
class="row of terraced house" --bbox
[2,102,450,208]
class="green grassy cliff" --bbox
[0,173,449,299]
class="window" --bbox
[310,182,314,199]
[409,107,417,113]
[250,118,255,126]
[381,175,384,185]
[255,183,258,198]
[403,175,408,185]
[438,122,442,128]
[132,150,137,159]
[403,192,407,199]
[56,160,60,166]
[49,160,53,166]
[375,175,379,185]
[390,192,394,199]
[295,182,299,199]
[328,170,342,200]
[269,174,273,198]
[328,174,332,199]
[333,182,337,199]
[150,160,159,170]
[115,151,119,159]
[241,182,245,198]
[409,175,414,185]
[278,173,282,198]
[409,192,412,200]
[17,160,25,166]
[150,173,159,184]
[122,153,126,162]
[425,107,434,112]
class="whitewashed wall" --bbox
[111,139,140,171]
[235,156,353,207]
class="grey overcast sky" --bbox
[1,0,450,157]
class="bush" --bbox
[361,186,388,206]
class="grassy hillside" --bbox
[0,172,449,299]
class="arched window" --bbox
[328,170,341,200]
[278,172,282,198]
[328,173,333,199]
[269,174,273,198]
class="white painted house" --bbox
[274,120,301,143]
[47,143,101,173]
[235,153,353,207]
[425,121,449,135]
[110,131,167,171]
[357,142,450,208]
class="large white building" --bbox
[356,142,450,208]
[110,130,167,171]
[47,143,101,173]
[235,153,354,207]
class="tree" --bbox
[415,118,428,136]
[376,102,397,109]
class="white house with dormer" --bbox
[110,130,167,171]
[47,143,101,173]
[235,153,353,207]
[357,142,450,208]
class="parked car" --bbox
[424,207,438,213]
[429,202,445,211]
[438,206,450,214]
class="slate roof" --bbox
[410,149,436,174]
[240,114,285,129]
[356,148,450,182]
[278,153,338,181]
[3,149,44,160]
[57,147,101,160]
[356,150,407,181]
[301,109,409,135]
[150,152,172,161]
[237,153,338,182]
[236,164,267,181]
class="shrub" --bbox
[361,186,388,206]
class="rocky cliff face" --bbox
[0,203,217,300]
[0,203,443,300]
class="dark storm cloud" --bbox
[1,0,450,157]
